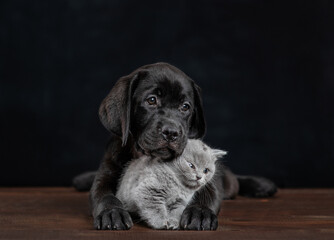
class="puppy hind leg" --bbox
[237,175,277,198]
[72,171,97,191]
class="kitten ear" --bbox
[211,149,227,161]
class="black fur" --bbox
[74,62,277,231]
[237,175,277,198]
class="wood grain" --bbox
[0,188,333,240]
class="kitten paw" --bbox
[167,218,180,230]
[147,218,169,230]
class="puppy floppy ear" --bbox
[99,71,143,146]
[188,83,206,139]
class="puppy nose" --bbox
[162,128,179,142]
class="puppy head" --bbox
[99,62,206,160]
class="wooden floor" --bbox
[0,188,333,240]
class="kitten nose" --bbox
[196,175,202,181]
[161,127,180,142]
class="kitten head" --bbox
[175,139,227,189]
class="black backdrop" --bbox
[1,0,333,187]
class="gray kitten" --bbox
[116,139,227,230]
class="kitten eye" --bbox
[188,162,195,169]
[146,96,157,105]
[180,103,190,112]
[203,168,209,174]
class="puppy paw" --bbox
[180,206,218,230]
[94,208,133,230]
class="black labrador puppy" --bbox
[73,62,277,230]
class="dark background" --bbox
[1,0,333,187]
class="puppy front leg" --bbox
[90,164,133,230]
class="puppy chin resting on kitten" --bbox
[116,139,226,230]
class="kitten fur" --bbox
[116,139,227,230]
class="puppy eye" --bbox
[146,96,157,105]
[181,103,190,112]
[203,168,209,174]
[188,162,195,169]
